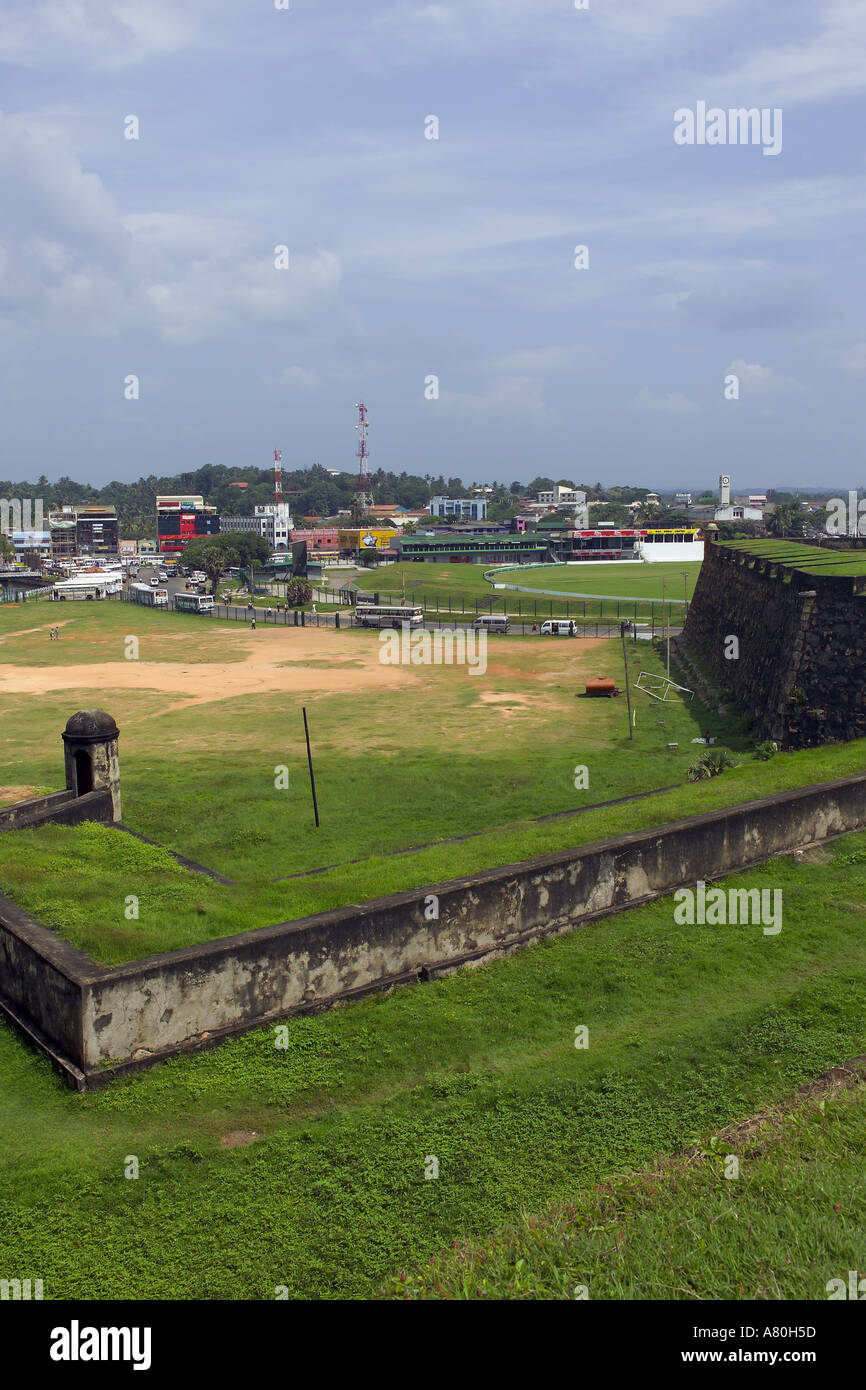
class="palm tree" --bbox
[766,502,804,538]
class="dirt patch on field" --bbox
[478,692,534,707]
[219,1130,259,1149]
[0,785,42,804]
[0,626,422,711]
[0,622,72,643]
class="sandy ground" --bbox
[0,785,42,804]
[0,626,423,710]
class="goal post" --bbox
[634,671,694,703]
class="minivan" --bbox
[540,619,577,636]
[472,614,509,633]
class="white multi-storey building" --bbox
[430,497,488,520]
[221,502,294,551]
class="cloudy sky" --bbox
[1,0,864,489]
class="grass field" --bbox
[352,560,700,623]
[2,597,865,964]
[386,1057,866,1300]
[0,595,756,963]
[2,829,866,1298]
[2,591,865,1302]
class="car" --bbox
[540,619,577,636]
[158,571,169,582]
[472,614,510,632]
[150,576,159,587]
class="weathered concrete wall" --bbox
[0,895,92,1075]
[0,790,76,831]
[0,787,114,833]
[683,541,866,748]
[5,770,866,1087]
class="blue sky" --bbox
[1,0,864,490]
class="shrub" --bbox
[687,748,736,782]
[754,741,777,761]
[285,578,313,607]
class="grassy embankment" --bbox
[2,830,866,1298]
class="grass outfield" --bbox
[2,830,866,1298]
[352,560,700,621]
[0,596,758,963]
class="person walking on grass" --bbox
[251,618,256,630]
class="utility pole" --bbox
[303,707,320,827]
[662,576,670,679]
[620,622,634,739]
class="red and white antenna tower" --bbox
[273,448,283,506]
[354,403,372,510]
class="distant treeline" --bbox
[0,463,833,538]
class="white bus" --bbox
[52,582,116,601]
[174,592,214,613]
[354,601,424,629]
[129,582,168,607]
[52,572,123,600]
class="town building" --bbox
[429,497,488,521]
[290,527,340,557]
[220,502,293,551]
[714,504,765,523]
[537,486,587,507]
[338,527,399,557]
[156,495,220,555]
[46,505,118,561]
[399,532,549,564]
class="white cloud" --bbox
[631,386,700,414]
[443,376,547,416]
[0,0,203,68]
[490,346,590,373]
[726,359,800,392]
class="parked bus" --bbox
[52,571,122,600]
[174,592,214,614]
[52,581,116,601]
[129,582,168,607]
[354,601,424,629]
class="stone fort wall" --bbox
[3,770,866,1088]
[682,541,866,748]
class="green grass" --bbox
[4,733,866,964]
[3,596,866,963]
[0,596,762,962]
[720,539,866,578]
[383,1074,866,1300]
[3,831,866,1298]
[354,560,700,621]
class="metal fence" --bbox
[313,582,688,627]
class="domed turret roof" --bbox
[62,709,119,742]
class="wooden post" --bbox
[303,707,320,828]
[621,629,634,740]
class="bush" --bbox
[754,741,777,761]
[687,748,736,782]
[285,578,313,607]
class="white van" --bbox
[540,619,577,636]
[472,614,510,633]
